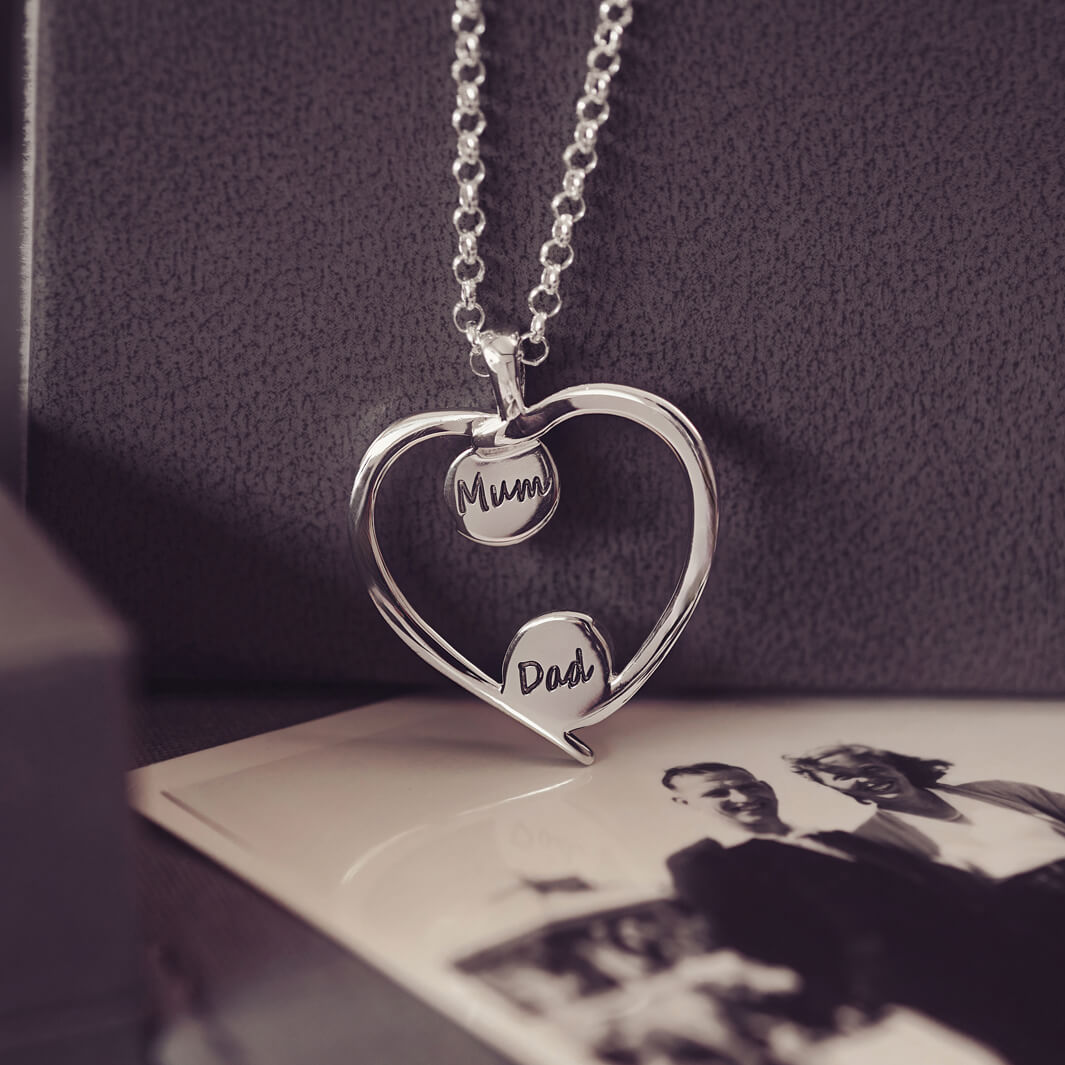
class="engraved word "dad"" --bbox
[501,612,613,732]
[518,648,595,696]
[455,472,552,516]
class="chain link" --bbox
[451,0,633,368]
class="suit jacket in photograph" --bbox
[666,830,1062,1059]
[665,835,969,1023]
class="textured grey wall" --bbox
[26,0,1065,692]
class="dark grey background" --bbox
[24,0,1065,694]
[0,3,22,495]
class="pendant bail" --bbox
[482,331,527,422]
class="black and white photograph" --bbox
[132,695,1065,1065]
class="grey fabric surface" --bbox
[135,690,511,1065]
[26,0,1065,692]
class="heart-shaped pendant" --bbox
[350,333,718,764]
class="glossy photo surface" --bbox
[132,696,1065,1065]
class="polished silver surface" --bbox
[350,341,718,765]
[501,612,612,736]
[445,443,559,546]
[446,334,560,545]
[450,0,634,362]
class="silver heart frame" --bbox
[349,339,718,765]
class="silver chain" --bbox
[450,0,634,375]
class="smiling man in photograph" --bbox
[661,761,890,1027]
[663,762,798,839]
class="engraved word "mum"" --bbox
[518,648,595,696]
[455,472,552,516]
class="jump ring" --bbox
[519,333,549,366]
[528,285,562,317]
[562,144,598,175]
[452,205,486,236]
[551,191,587,223]
[539,240,575,270]
[454,301,485,333]
[451,59,486,86]
[469,345,491,377]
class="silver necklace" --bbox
[350,0,719,764]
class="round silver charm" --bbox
[444,442,559,546]
[502,612,612,729]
